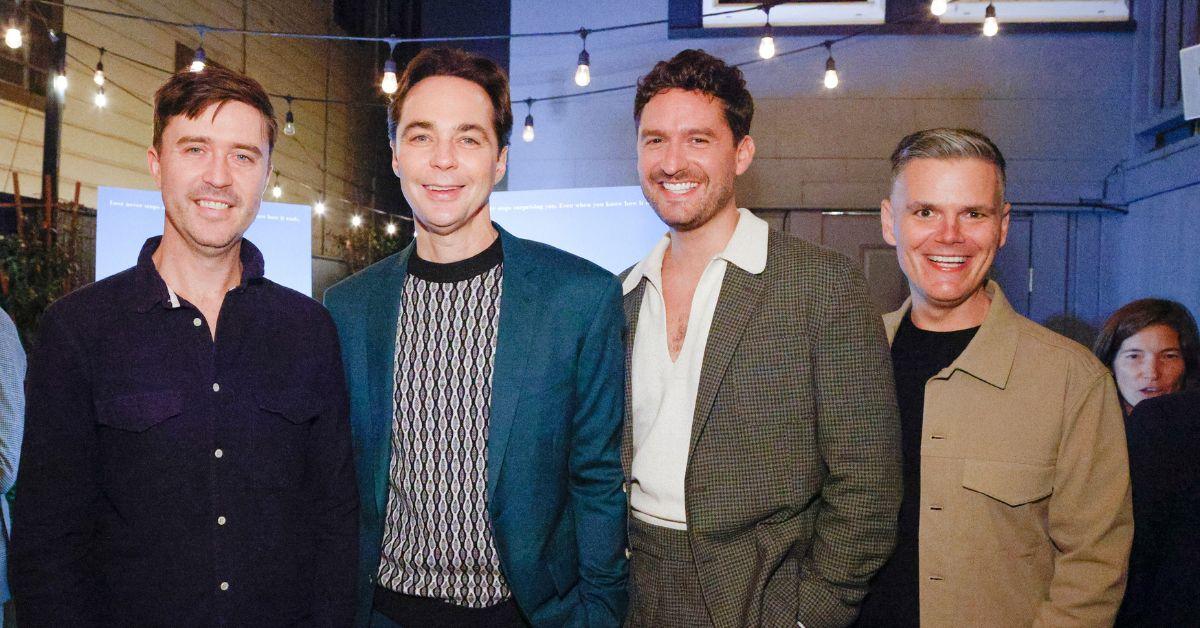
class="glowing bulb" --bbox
[5,27,21,50]
[53,73,67,93]
[758,35,775,60]
[283,110,296,136]
[271,183,282,199]
[574,49,590,87]
[930,0,948,16]
[190,47,206,72]
[824,56,839,89]
[313,200,325,215]
[93,68,104,86]
[380,59,398,94]
[983,3,998,36]
[350,215,362,228]
[93,87,107,108]
[386,222,397,235]
[522,113,535,143]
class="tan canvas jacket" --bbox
[883,281,1133,628]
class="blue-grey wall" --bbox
[507,0,1148,326]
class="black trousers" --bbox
[372,585,527,628]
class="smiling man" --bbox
[622,49,901,628]
[11,67,357,626]
[323,48,626,628]
[855,128,1132,627]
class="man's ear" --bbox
[880,197,898,246]
[147,147,162,189]
[734,135,755,176]
[493,145,509,184]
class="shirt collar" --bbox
[132,236,266,313]
[622,208,769,295]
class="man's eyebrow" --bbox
[175,136,262,157]
[456,123,490,138]
[905,201,994,212]
[400,121,434,135]
[231,143,263,157]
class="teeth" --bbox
[198,200,230,210]
[663,182,697,193]
[929,255,966,263]
[427,185,457,191]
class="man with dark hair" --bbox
[11,66,357,626]
[857,127,1131,626]
[325,47,626,628]
[622,49,902,627]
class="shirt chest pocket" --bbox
[95,391,185,494]
[253,388,325,491]
[959,459,1054,552]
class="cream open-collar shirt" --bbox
[621,208,769,529]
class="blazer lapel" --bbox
[487,228,537,506]
[689,262,766,457]
[621,280,646,477]
[366,246,412,519]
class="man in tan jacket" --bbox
[855,127,1132,627]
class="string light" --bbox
[190,29,207,72]
[52,71,67,94]
[283,96,296,136]
[270,170,282,198]
[386,222,397,235]
[4,1,21,50]
[93,85,106,107]
[522,99,535,143]
[574,28,590,87]
[350,214,362,228]
[983,2,998,37]
[313,198,325,215]
[930,0,948,17]
[757,6,775,60]
[823,41,839,89]
[93,47,105,86]
[380,40,399,94]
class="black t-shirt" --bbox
[855,312,978,628]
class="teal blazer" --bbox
[324,226,627,627]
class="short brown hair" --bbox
[634,49,754,142]
[152,66,277,153]
[890,128,1007,192]
[387,47,513,151]
[1093,298,1200,391]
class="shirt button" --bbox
[193,317,202,327]
[214,449,224,459]
[219,581,229,591]
[621,482,628,494]
[624,547,632,560]
[217,515,227,526]
[212,383,220,392]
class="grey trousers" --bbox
[625,517,714,627]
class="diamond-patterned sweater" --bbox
[377,238,511,608]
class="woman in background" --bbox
[1094,298,1200,627]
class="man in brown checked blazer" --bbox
[620,49,902,628]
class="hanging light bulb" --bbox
[190,46,206,72]
[574,29,590,87]
[94,48,105,86]
[4,26,20,49]
[758,6,775,60]
[283,97,296,136]
[823,42,839,89]
[522,99,535,143]
[380,58,398,94]
[313,199,326,215]
[350,215,363,228]
[386,222,397,235]
[270,171,282,199]
[930,0,948,17]
[93,85,107,108]
[53,72,67,94]
[983,2,999,37]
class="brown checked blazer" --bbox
[621,229,902,628]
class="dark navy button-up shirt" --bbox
[11,237,358,627]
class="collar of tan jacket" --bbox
[883,280,1020,390]
[621,207,768,296]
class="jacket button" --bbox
[624,547,632,560]
[621,482,629,494]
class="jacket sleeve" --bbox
[1033,371,1132,627]
[0,309,24,500]
[10,306,104,627]
[797,259,903,628]
[306,309,360,627]
[567,277,628,627]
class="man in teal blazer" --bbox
[324,48,626,627]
